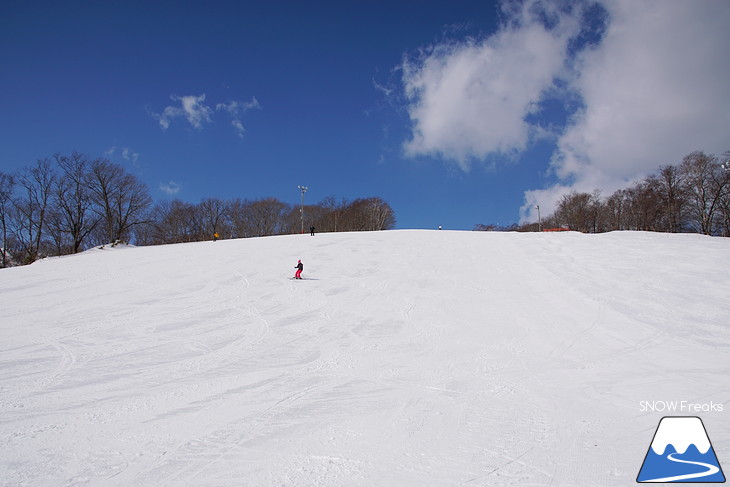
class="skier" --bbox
[310,226,316,236]
[294,260,303,279]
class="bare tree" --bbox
[281,203,327,235]
[228,198,250,239]
[339,199,369,231]
[525,149,730,237]
[51,153,100,253]
[554,191,602,233]
[604,189,629,231]
[3,150,402,258]
[87,159,152,243]
[148,200,198,244]
[44,205,72,255]
[719,151,730,236]
[656,164,688,233]
[198,198,229,239]
[10,159,56,263]
[226,198,290,238]
[246,198,290,236]
[719,186,730,237]
[339,197,396,232]
[0,172,15,267]
[316,196,349,233]
[364,197,396,231]
[680,151,727,235]
[627,178,665,231]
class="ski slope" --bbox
[1,230,728,486]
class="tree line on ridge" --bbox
[0,152,395,267]
[476,150,730,236]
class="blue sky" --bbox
[2,1,729,230]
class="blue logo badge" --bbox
[637,416,725,483]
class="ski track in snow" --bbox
[0,230,728,486]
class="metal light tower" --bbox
[535,205,542,232]
[298,185,308,234]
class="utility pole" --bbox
[535,205,542,232]
[298,185,308,234]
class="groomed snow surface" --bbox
[1,230,728,486]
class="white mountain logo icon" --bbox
[637,416,725,483]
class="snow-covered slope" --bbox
[1,230,728,486]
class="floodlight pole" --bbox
[298,185,308,234]
[536,205,542,232]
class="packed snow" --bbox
[1,230,728,486]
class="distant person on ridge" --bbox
[213,232,219,241]
[294,260,303,279]
[310,226,316,236]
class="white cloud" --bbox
[120,148,139,163]
[372,78,393,97]
[175,94,213,129]
[154,94,213,131]
[520,184,572,224]
[215,97,260,115]
[151,94,260,137]
[216,97,261,138]
[159,181,181,195]
[519,0,730,221]
[398,0,730,222]
[548,0,730,191]
[230,119,246,138]
[401,0,582,169]
[104,146,140,165]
